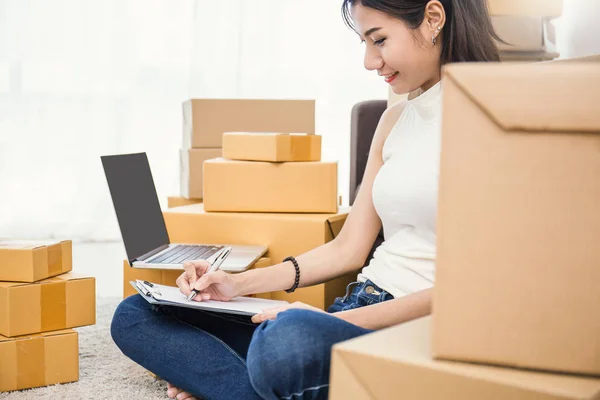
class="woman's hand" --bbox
[176,260,240,302]
[251,301,328,324]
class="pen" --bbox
[187,247,232,301]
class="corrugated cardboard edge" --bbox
[179,149,190,198]
[443,63,600,133]
[329,350,377,400]
[181,100,193,149]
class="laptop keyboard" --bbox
[148,245,224,264]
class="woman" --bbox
[111,1,500,399]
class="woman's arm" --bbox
[337,288,433,330]
[234,101,408,297]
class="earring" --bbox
[432,25,442,45]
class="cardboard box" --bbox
[168,196,202,208]
[487,0,563,17]
[180,148,222,199]
[493,16,556,52]
[0,329,78,392]
[499,51,559,62]
[330,317,600,400]
[0,272,95,337]
[123,257,274,298]
[222,133,321,162]
[203,158,338,213]
[163,204,353,309]
[433,63,600,375]
[182,99,315,149]
[0,240,72,283]
[123,262,182,299]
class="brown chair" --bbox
[349,100,387,265]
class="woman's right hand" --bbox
[176,260,239,302]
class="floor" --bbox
[72,241,129,298]
[0,242,170,399]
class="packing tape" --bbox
[40,281,67,332]
[46,244,62,276]
[16,336,45,390]
[288,134,313,158]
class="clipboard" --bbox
[130,280,289,317]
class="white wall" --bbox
[0,0,386,242]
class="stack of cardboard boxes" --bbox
[329,58,600,398]
[0,240,96,392]
[490,0,563,62]
[125,99,355,309]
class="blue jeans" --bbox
[111,280,394,400]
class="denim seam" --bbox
[173,316,248,367]
[279,383,330,400]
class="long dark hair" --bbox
[342,0,501,63]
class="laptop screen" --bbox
[101,153,170,262]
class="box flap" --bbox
[0,281,30,288]
[444,63,600,133]
[0,329,75,342]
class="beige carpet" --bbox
[0,297,169,400]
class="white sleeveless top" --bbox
[358,81,442,298]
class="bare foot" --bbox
[167,382,197,400]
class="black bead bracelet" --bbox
[283,256,300,293]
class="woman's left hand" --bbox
[251,301,328,324]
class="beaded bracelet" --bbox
[283,256,300,293]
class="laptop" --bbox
[101,152,267,272]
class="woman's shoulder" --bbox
[375,98,407,143]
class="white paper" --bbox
[144,282,289,315]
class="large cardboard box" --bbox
[0,329,79,392]
[0,272,96,337]
[222,133,321,162]
[182,99,315,149]
[203,158,338,213]
[487,0,563,17]
[163,204,353,309]
[330,317,600,400]
[433,63,600,376]
[168,196,202,208]
[180,148,222,199]
[123,257,274,298]
[0,240,72,283]
[493,16,555,52]
[499,51,559,62]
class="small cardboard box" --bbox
[123,257,273,298]
[330,317,600,400]
[203,158,338,213]
[168,196,202,208]
[0,240,72,283]
[0,329,79,392]
[163,204,353,309]
[0,272,96,337]
[222,133,321,162]
[433,63,600,375]
[180,148,222,199]
[182,99,315,149]
[487,0,563,17]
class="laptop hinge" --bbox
[132,244,170,264]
